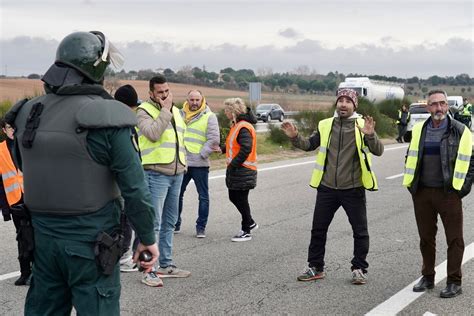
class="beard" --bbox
[432,112,446,121]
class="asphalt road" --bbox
[0,141,473,315]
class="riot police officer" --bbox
[6,31,158,315]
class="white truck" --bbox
[338,77,405,103]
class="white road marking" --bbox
[386,173,404,180]
[0,143,410,281]
[385,145,408,151]
[0,271,20,281]
[210,143,408,181]
[423,312,437,316]
[365,242,474,316]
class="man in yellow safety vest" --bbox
[136,75,191,287]
[404,90,473,298]
[176,90,220,238]
[282,88,384,285]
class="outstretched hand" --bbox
[281,121,298,138]
[357,116,376,135]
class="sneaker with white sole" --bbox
[142,271,163,287]
[231,230,252,242]
[297,267,326,282]
[196,228,206,238]
[249,222,258,231]
[156,265,191,278]
[351,269,367,285]
[120,258,138,273]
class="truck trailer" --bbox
[338,77,405,103]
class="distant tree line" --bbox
[24,66,474,95]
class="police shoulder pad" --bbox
[76,99,137,128]
[5,98,29,126]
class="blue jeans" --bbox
[146,170,183,268]
[177,167,210,230]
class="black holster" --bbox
[94,231,123,275]
[11,204,35,262]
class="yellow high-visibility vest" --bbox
[403,121,472,190]
[396,110,410,125]
[184,112,212,154]
[137,102,186,165]
[310,117,378,190]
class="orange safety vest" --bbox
[226,121,257,170]
[0,141,23,206]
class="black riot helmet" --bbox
[55,31,123,83]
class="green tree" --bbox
[310,80,326,92]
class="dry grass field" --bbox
[0,78,333,111]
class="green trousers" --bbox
[25,231,121,316]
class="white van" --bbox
[404,102,429,142]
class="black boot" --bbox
[413,276,434,292]
[440,283,462,298]
[15,258,32,286]
[14,273,31,286]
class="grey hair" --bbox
[224,98,247,116]
[427,89,447,99]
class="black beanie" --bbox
[115,84,138,108]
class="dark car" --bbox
[256,103,285,122]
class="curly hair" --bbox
[223,98,247,116]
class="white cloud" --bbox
[278,28,301,39]
[1,36,472,78]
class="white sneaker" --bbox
[142,271,163,287]
[120,258,138,273]
[231,231,252,242]
[351,269,367,285]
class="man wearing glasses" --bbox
[403,90,474,298]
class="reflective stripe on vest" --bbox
[309,117,378,191]
[184,112,212,154]
[225,121,257,170]
[0,141,23,206]
[396,110,410,124]
[403,122,472,190]
[137,102,186,165]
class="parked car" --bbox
[256,103,285,122]
[447,96,464,114]
[404,102,429,142]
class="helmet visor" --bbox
[91,31,124,69]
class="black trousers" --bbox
[413,187,464,285]
[12,213,32,276]
[397,124,407,140]
[307,185,369,272]
[228,189,255,233]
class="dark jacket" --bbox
[225,109,258,190]
[292,114,384,190]
[408,116,474,198]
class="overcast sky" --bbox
[1,0,473,78]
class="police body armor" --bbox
[11,89,136,215]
